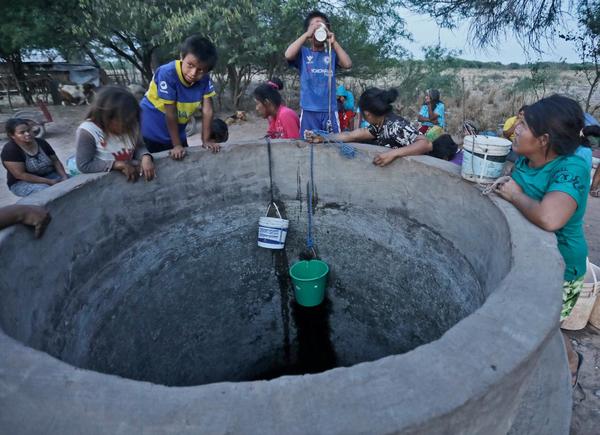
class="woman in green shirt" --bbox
[495,94,591,388]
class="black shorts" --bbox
[144,137,189,153]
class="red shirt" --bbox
[268,105,300,139]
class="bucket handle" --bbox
[588,258,600,295]
[265,201,282,219]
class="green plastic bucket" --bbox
[289,260,329,307]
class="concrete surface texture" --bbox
[0,140,571,434]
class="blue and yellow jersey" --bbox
[140,60,216,144]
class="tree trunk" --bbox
[6,52,33,105]
[227,64,240,109]
[585,71,599,113]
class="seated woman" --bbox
[494,94,592,387]
[417,89,445,132]
[306,87,454,165]
[75,86,155,182]
[254,78,300,139]
[1,118,68,197]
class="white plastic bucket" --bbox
[257,202,289,250]
[461,135,512,183]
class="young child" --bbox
[74,86,155,182]
[253,78,300,139]
[284,10,352,137]
[140,35,219,160]
[1,118,68,197]
[210,119,229,143]
[493,95,591,387]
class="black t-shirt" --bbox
[367,113,418,148]
[1,139,56,187]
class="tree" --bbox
[559,1,600,114]
[166,0,411,109]
[411,0,578,49]
[70,0,196,84]
[0,0,79,104]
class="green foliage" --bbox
[510,62,559,100]
[559,0,600,113]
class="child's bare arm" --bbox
[202,98,220,153]
[285,32,310,61]
[164,104,186,160]
[329,34,352,69]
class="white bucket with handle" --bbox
[461,135,512,183]
[257,202,289,250]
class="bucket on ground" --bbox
[461,135,512,183]
[289,260,329,307]
[563,260,600,330]
[257,202,289,250]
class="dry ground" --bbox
[0,104,598,434]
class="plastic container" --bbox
[561,260,600,330]
[257,202,289,250]
[314,24,328,43]
[461,135,512,183]
[289,260,329,307]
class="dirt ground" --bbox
[0,105,599,434]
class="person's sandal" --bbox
[590,189,600,198]
[572,351,583,389]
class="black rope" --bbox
[265,135,274,203]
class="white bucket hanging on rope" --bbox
[257,202,289,250]
[461,135,512,183]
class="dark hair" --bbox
[5,118,29,136]
[181,35,218,71]
[518,105,528,113]
[426,89,442,111]
[582,125,600,138]
[358,88,398,116]
[85,86,140,143]
[523,94,586,155]
[253,77,284,107]
[304,10,330,31]
[209,119,229,143]
[429,134,458,160]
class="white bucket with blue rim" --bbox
[461,135,512,183]
[258,202,289,250]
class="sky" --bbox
[399,9,580,64]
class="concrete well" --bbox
[0,140,571,434]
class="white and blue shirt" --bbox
[289,47,337,112]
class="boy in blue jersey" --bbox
[284,11,352,137]
[141,35,219,160]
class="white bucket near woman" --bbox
[257,202,289,250]
[461,135,513,183]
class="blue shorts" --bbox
[300,110,340,137]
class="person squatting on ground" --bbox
[141,34,220,160]
[73,86,156,182]
[417,89,445,132]
[493,94,592,387]
[0,204,50,238]
[253,77,300,139]
[285,10,352,137]
[1,118,68,197]
[306,88,456,165]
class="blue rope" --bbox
[306,141,314,249]
[310,129,358,159]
